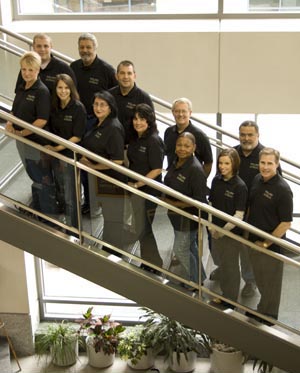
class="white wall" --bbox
[4,24,300,114]
[0,241,29,313]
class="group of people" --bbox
[5,32,293,323]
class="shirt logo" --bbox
[138,146,146,153]
[126,102,136,110]
[64,115,72,122]
[95,131,102,139]
[89,77,100,85]
[224,190,234,199]
[263,190,273,200]
[249,162,259,170]
[177,173,186,183]
[26,94,35,102]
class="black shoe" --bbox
[81,204,90,215]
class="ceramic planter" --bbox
[210,348,243,373]
[169,351,197,373]
[86,337,115,368]
[127,348,154,370]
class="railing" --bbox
[0,109,299,336]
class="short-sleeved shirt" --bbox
[127,132,164,196]
[109,84,154,143]
[15,55,77,94]
[49,99,86,158]
[70,56,117,116]
[12,78,51,145]
[81,116,125,181]
[164,121,213,168]
[164,156,208,230]
[234,142,264,190]
[209,174,248,235]
[248,173,293,243]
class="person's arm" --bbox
[256,221,292,249]
[129,168,162,189]
[16,118,47,137]
[80,156,123,170]
[211,210,245,239]
[5,120,15,133]
[45,136,81,152]
[203,161,213,177]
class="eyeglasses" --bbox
[93,102,108,108]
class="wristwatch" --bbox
[262,242,268,249]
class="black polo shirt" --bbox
[109,84,154,143]
[234,143,264,190]
[209,174,248,235]
[248,173,293,241]
[49,99,86,158]
[12,78,50,145]
[70,56,117,116]
[164,121,213,168]
[81,116,125,181]
[15,55,77,94]
[127,132,164,195]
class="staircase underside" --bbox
[1,205,300,373]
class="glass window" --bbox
[224,0,300,12]
[16,0,218,15]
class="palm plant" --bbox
[141,307,202,365]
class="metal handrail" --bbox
[1,109,299,262]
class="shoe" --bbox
[241,282,257,297]
[81,204,90,215]
[209,267,220,281]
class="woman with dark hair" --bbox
[46,73,86,229]
[127,103,164,271]
[80,90,126,250]
[209,147,248,303]
[164,132,208,284]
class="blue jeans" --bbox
[173,229,206,284]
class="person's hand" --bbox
[80,156,93,167]
[5,122,15,134]
[209,228,223,240]
[44,145,56,152]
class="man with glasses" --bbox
[164,97,213,177]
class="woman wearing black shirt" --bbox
[46,74,86,229]
[209,148,248,303]
[80,91,126,251]
[127,104,164,270]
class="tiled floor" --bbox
[11,354,286,373]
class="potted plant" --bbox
[78,307,125,368]
[141,307,201,373]
[35,321,80,367]
[201,335,244,373]
[118,324,155,370]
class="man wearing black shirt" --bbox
[70,33,117,214]
[15,33,76,94]
[109,60,154,144]
[248,148,293,320]
[164,98,213,177]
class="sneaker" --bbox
[241,282,257,297]
[209,267,220,281]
